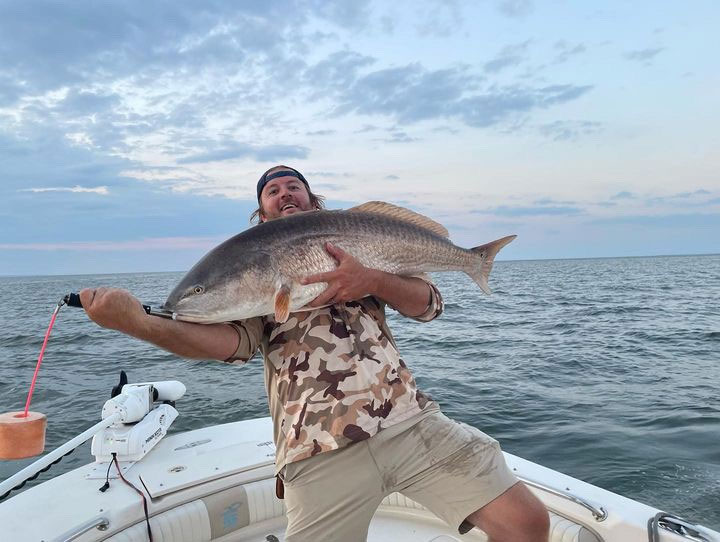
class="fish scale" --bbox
[162,203,516,324]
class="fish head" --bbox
[162,237,270,323]
[162,270,238,323]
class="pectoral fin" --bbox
[274,284,292,323]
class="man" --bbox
[81,165,549,542]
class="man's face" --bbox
[259,174,313,222]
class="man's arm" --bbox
[79,288,257,361]
[302,243,440,319]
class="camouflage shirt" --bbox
[224,279,443,472]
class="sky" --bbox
[1,0,718,275]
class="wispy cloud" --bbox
[0,236,224,251]
[624,47,664,63]
[177,142,310,164]
[553,41,587,64]
[496,0,533,18]
[327,61,592,127]
[306,129,336,136]
[20,185,109,195]
[484,40,532,73]
[610,191,636,200]
[538,120,602,141]
[475,205,583,217]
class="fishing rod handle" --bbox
[63,292,153,315]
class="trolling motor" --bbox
[91,371,185,463]
[0,371,187,499]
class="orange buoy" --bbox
[0,411,47,459]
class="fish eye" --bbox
[193,285,204,295]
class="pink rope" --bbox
[22,304,61,417]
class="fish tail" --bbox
[466,235,517,294]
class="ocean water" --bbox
[1,255,718,530]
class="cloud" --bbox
[414,1,463,37]
[538,120,602,141]
[328,61,592,127]
[533,198,577,206]
[0,128,133,192]
[553,41,587,64]
[451,84,593,128]
[484,40,532,73]
[54,89,122,116]
[0,236,223,252]
[624,47,664,63]
[610,191,636,200]
[475,205,583,217]
[385,175,399,180]
[177,142,310,164]
[354,124,380,133]
[306,129,336,136]
[20,185,109,195]
[305,171,354,178]
[0,2,370,103]
[496,0,533,18]
[378,131,418,143]
[588,213,720,228]
[303,50,376,98]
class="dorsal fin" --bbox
[349,201,449,237]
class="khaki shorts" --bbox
[280,408,518,542]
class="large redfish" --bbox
[162,202,515,323]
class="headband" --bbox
[256,168,310,201]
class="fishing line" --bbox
[22,297,67,417]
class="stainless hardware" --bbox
[516,474,608,522]
[53,516,110,542]
[649,512,718,542]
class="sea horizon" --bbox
[1,250,718,279]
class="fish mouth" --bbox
[170,311,222,324]
[161,305,229,324]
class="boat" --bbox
[0,376,717,542]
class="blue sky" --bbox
[1,1,718,275]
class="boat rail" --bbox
[517,474,608,521]
[649,512,719,542]
[53,516,109,542]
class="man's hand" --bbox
[79,287,148,334]
[302,243,378,307]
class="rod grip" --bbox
[64,293,83,308]
[63,292,154,315]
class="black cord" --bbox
[98,459,113,492]
[112,453,153,542]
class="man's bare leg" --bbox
[465,482,549,542]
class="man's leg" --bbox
[465,481,549,542]
[373,410,549,541]
[282,442,384,542]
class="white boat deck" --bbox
[1,417,717,541]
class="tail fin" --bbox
[467,235,517,294]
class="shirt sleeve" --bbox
[222,317,264,364]
[397,274,444,323]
